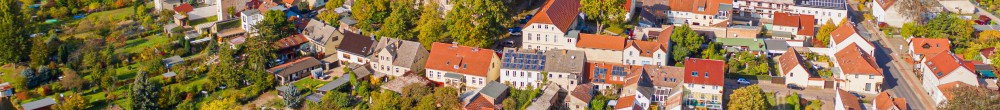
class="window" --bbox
[705,72,709,78]
[692,71,698,76]
[869,75,874,79]
[865,83,872,91]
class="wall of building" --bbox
[783,65,811,86]
[547,72,581,91]
[580,48,623,63]
[523,23,578,50]
[831,34,875,55]
[622,48,669,66]
[840,74,884,94]
[337,51,370,65]
[500,69,544,89]
[683,83,724,110]
[790,6,847,24]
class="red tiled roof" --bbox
[657,26,674,44]
[465,94,499,110]
[909,38,951,56]
[831,23,858,44]
[283,0,296,4]
[626,40,667,57]
[644,65,685,87]
[426,42,497,77]
[778,48,805,76]
[577,34,627,50]
[874,92,907,110]
[837,89,863,110]
[683,58,725,86]
[835,44,882,75]
[525,0,581,33]
[925,51,973,79]
[175,4,194,13]
[773,12,815,36]
[258,1,281,13]
[668,0,732,15]
[273,34,309,49]
[981,47,996,58]
[937,82,972,100]
[587,62,638,85]
[571,83,594,102]
[615,95,637,109]
[876,0,897,9]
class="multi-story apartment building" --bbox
[642,65,685,110]
[682,58,726,110]
[733,0,795,19]
[919,52,979,105]
[666,0,733,27]
[425,42,502,90]
[623,40,670,66]
[522,0,581,50]
[499,48,548,89]
[576,34,627,63]
[369,38,429,77]
[833,44,884,94]
[789,0,848,25]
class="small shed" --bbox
[21,98,56,110]
[162,56,184,69]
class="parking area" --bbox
[723,78,838,110]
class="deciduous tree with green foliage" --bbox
[727,51,770,75]
[814,20,837,47]
[939,86,1000,109]
[351,0,391,33]
[371,90,402,110]
[376,0,420,40]
[321,91,351,108]
[670,25,705,64]
[257,10,293,41]
[580,0,627,33]
[55,93,91,110]
[446,0,508,48]
[416,2,447,48]
[785,92,801,110]
[728,85,768,110]
[0,0,32,64]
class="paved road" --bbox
[858,20,937,110]
[723,79,836,110]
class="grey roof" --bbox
[303,19,339,45]
[162,56,184,65]
[348,64,373,79]
[316,76,350,92]
[444,73,464,79]
[566,30,581,38]
[241,10,260,16]
[975,64,995,71]
[526,83,562,109]
[162,72,177,78]
[478,81,509,98]
[21,98,55,110]
[772,31,794,38]
[719,4,733,11]
[339,16,358,25]
[267,57,323,76]
[336,31,376,56]
[306,93,323,102]
[372,37,428,68]
[764,39,790,51]
[543,49,586,74]
[973,25,1000,31]
[636,86,655,100]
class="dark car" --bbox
[509,27,522,35]
[786,84,804,90]
[525,15,533,20]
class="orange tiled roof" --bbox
[874,92,907,110]
[273,34,309,49]
[773,12,815,36]
[925,51,973,79]
[615,95,637,109]
[426,42,497,77]
[980,47,995,58]
[570,83,594,102]
[175,4,194,13]
[837,89,863,110]
[657,26,674,44]
[668,0,732,15]
[909,38,951,56]
[683,58,726,86]
[626,40,668,57]
[831,23,858,44]
[525,0,581,33]
[778,48,806,76]
[937,82,972,100]
[465,94,500,110]
[835,44,882,75]
[876,0,897,9]
[577,34,627,50]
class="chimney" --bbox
[571,56,575,59]
[472,47,479,52]
[563,50,568,54]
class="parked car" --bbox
[503,41,515,47]
[509,27,522,36]
[737,78,751,85]
[525,15,533,20]
[786,84,804,90]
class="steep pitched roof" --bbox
[876,0,897,9]
[667,0,732,15]
[465,94,500,110]
[835,44,882,75]
[544,49,587,74]
[937,81,973,100]
[273,34,309,49]
[643,65,685,88]
[336,31,376,56]
[981,47,996,58]
[626,40,668,57]
[925,51,974,79]
[837,89,863,110]
[615,95,637,109]
[577,34,627,50]
[683,58,726,86]
[525,0,581,33]
[778,48,807,76]
[874,92,907,110]
[657,26,674,44]
[373,37,426,68]
[426,42,497,77]
[831,23,859,44]
[570,83,595,102]
[909,38,951,56]
[772,12,816,36]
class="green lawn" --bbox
[115,35,173,54]
[188,16,218,26]
[293,78,330,90]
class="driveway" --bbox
[723,79,836,110]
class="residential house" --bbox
[301,19,340,57]
[543,49,587,90]
[642,65,685,110]
[835,89,863,110]
[872,91,908,110]
[339,16,360,33]
[303,0,327,10]
[771,12,815,40]
[154,0,183,11]
[522,0,581,50]
[666,0,733,27]
[335,32,376,65]
[588,62,640,91]
[682,58,726,110]
[615,88,653,110]
[830,23,875,55]
[623,40,670,66]
[267,57,323,84]
[872,0,936,27]
[919,51,980,105]
[566,83,595,110]
[273,34,309,61]
[241,10,264,35]
[369,38,429,77]
[732,0,795,20]
[934,82,974,105]
[576,34,627,63]
[425,42,502,90]
[981,47,995,64]
[907,38,950,62]
[833,44,883,94]
[464,81,510,110]
[638,0,673,27]
[778,48,814,87]
[216,0,249,20]
[21,98,55,110]
[499,48,547,89]
[789,0,849,24]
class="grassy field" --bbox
[293,78,330,90]
[188,16,218,26]
[115,35,173,54]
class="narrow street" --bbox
[859,20,937,110]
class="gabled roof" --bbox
[831,23,859,44]
[577,34,627,50]
[909,38,951,56]
[626,40,668,57]
[479,81,509,98]
[937,81,973,100]
[21,98,55,110]
[874,92,907,110]
[426,42,497,77]
[835,44,882,75]
[303,19,339,45]
[837,89,863,110]
[525,0,581,33]
[667,0,732,15]
[657,26,674,44]
[273,34,309,49]
[981,47,996,58]
[373,37,426,68]
[925,51,974,79]
[876,0,897,9]
[571,83,595,102]
[778,48,807,76]
[544,49,587,74]
[174,4,194,13]
[465,94,500,110]
[336,31,376,56]
[267,57,322,76]
[772,12,816,36]
[643,65,685,88]
[683,58,726,86]
[615,95,637,109]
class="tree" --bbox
[319,0,346,25]
[445,0,508,48]
[401,83,431,104]
[351,0,391,32]
[785,92,801,110]
[370,91,402,110]
[416,1,447,48]
[900,22,922,38]
[29,37,51,67]
[701,42,725,60]
[201,98,240,110]
[806,100,822,110]
[728,85,768,110]
[376,0,419,40]
[939,86,1000,109]
[54,93,90,110]
[130,72,160,109]
[814,20,837,47]
[0,0,32,64]
[257,10,293,41]
[20,68,37,89]
[896,0,932,22]
[282,85,304,109]
[924,13,974,50]
[580,0,627,33]
[670,25,705,63]
[321,91,351,108]
[59,70,84,91]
